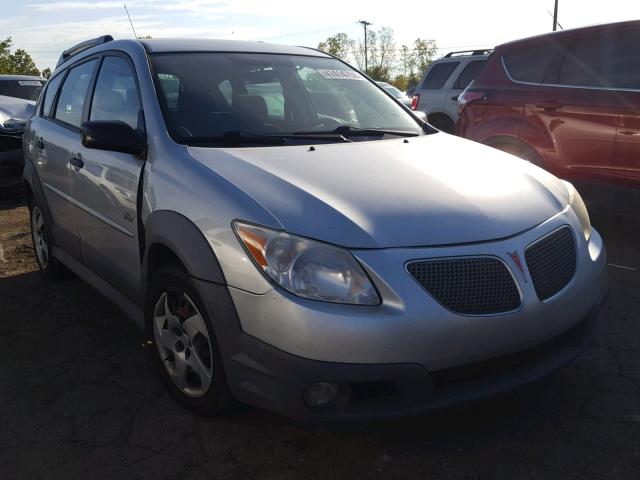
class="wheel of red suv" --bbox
[29,199,68,280]
[487,138,544,168]
[146,265,234,415]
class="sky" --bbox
[2,0,640,71]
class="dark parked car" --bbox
[0,75,43,191]
[457,21,640,214]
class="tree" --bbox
[0,37,40,76]
[355,27,397,81]
[317,33,354,62]
[413,38,438,74]
[41,67,52,79]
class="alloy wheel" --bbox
[31,206,49,268]
[153,291,213,398]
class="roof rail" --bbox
[444,49,493,58]
[56,35,114,67]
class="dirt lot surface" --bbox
[1,199,639,480]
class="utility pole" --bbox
[552,0,559,31]
[358,20,372,74]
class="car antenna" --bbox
[124,4,138,39]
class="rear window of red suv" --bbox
[503,43,559,83]
[558,30,640,89]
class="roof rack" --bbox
[444,49,493,58]
[56,35,113,67]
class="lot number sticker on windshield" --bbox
[317,70,364,80]
[18,81,42,86]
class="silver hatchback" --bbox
[23,36,608,421]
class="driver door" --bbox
[70,54,146,299]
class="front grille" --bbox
[525,227,576,301]
[407,257,521,315]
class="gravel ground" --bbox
[1,200,639,480]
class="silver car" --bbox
[0,75,43,191]
[23,36,608,421]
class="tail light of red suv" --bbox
[411,94,420,111]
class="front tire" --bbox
[146,265,234,415]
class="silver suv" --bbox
[412,50,491,133]
[24,36,607,421]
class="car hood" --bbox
[188,133,569,248]
[0,95,35,124]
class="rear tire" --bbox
[146,264,235,415]
[428,114,456,134]
[29,198,69,280]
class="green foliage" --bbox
[41,67,52,79]
[0,37,40,76]
[317,33,354,60]
[318,30,437,91]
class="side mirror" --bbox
[81,120,146,156]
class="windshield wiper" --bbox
[186,131,285,146]
[184,130,351,146]
[294,125,420,138]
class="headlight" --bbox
[234,222,380,305]
[564,181,591,241]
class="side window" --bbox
[90,56,142,130]
[158,73,181,109]
[503,43,559,83]
[244,79,285,118]
[558,30,640,89]
[218,80,232,105]
[41,73,64,117]
[453,60,487,90]
[54,59,97,128]
[421,62,459,89]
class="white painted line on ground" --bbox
[608,263,638,272]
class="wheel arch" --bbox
[482,135,545,167]
[142,210,226,292]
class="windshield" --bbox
[0,79,43,101]
[150,53,422,146]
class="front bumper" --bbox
[198,208,608,421]
[198,277,606,422]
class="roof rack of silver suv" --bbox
[443,49,493,58]
[56,35,114,68]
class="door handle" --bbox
[620,130,639,136]
[70,155,84,169]
[451,95,460,101]
[536,100,563,112]
[35,138,44,149]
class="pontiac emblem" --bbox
[508,251,527,282]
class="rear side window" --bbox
[41,74,63,117]
[54,59,97,128]
[90,56,142,130]
[558,30,640,89]
[503,43,559,83]
[453,60,487,90]
[421,62,459,89]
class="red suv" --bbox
[457,21,640,212]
